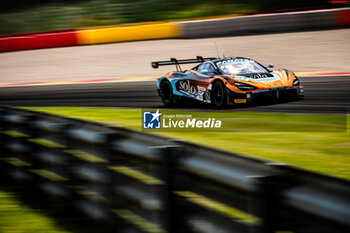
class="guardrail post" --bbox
[63,125,117,231]
[158,145,184,233]
[253,163,292,233]
[253,175,278,233]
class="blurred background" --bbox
[0,0,343,34]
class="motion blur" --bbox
[0,0,350,233]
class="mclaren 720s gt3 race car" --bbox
[152,56,304,107]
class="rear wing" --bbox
[151,56,216,71]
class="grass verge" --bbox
[0,190,70,233]
[22,107,350,180]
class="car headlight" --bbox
[293,77,300,86]
[234,82,258,91]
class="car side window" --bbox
[197,63,207,72]
[196,62,217,75]
[206,63,217,74]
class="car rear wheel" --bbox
[160,80,174,106]
[211,81,227,108]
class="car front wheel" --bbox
[211,81,227,108]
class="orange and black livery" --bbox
[152,56,303,107]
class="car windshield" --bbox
[216,59,267,75]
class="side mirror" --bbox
[268,64,274,68]
[200,69,209,74]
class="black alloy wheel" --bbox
[211,81,227,107]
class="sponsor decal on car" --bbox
[235,74,279,82]
[216,58,250,66]
[234,99,247,103]
[177,80,210,102]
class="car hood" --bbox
[226,70,292,88]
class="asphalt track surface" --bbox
[1,29,349,84]
[0,76,349,114]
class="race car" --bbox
[152,56,303,107]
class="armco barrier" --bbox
[335,8,350,26]
[76,22,180,45]
[180,8,348,38]
[0,29,78,52]
[0,8,349,52]
[0,107,350,233]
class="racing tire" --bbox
[211,81,227,108]
[160,80,174,106]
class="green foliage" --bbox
[0,0,327,34]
